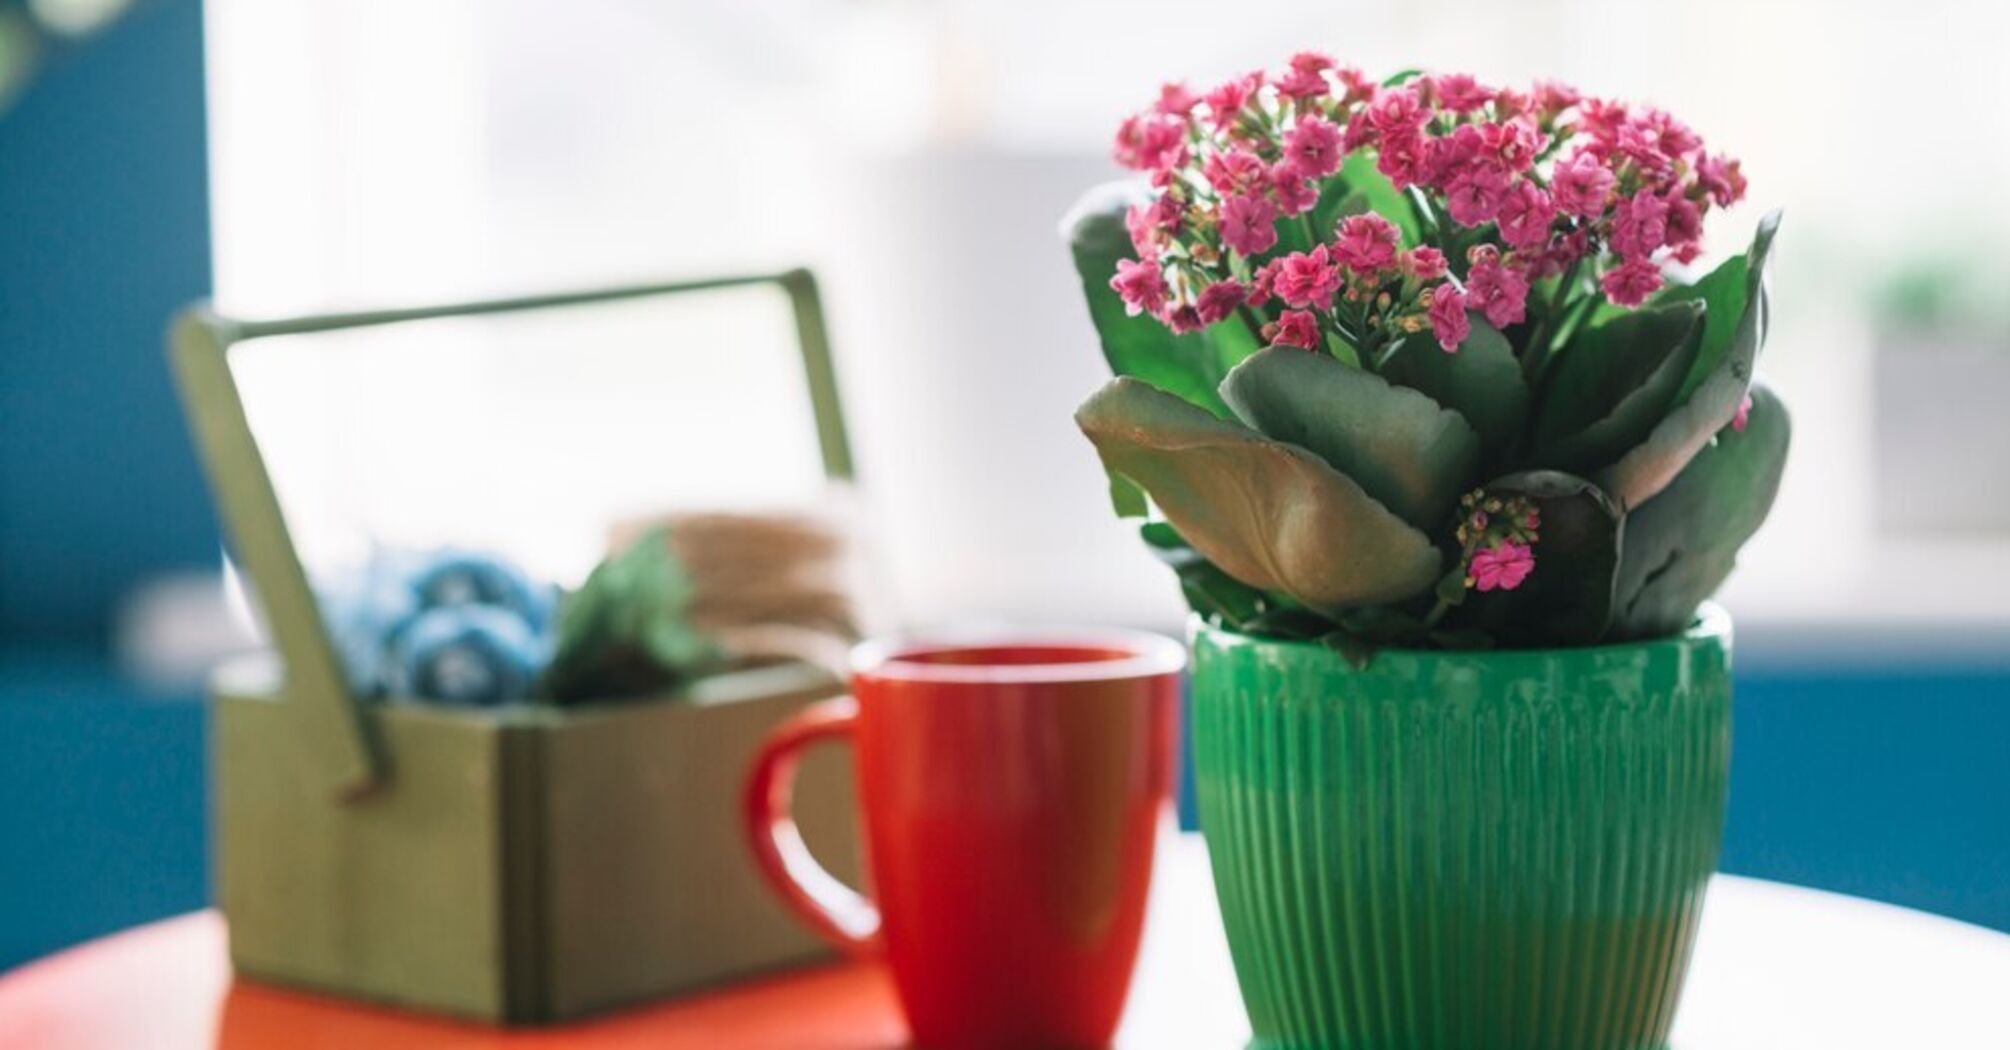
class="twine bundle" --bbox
[616,511,861,677]
[547,511,863,700]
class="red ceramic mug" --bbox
[744,628,1184,1050]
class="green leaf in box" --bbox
[171,271,867,1023]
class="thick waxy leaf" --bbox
[1458,471,1624,647]
[1139,521,1270,629]
[1221,346,1479,531]
[1105,469,1147,518]
[1610,383,1791,639]
[1530,299,1707,473]
[1064,183,1260,419]
[1077,378,1442,613]
[1311,151,1423,244]
[1380,316,1531,455]
[1595,211,1782,508]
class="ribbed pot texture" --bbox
[1191,607,1733,1050]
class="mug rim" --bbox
[851,625,1186,684]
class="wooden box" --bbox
[170,272,862,1023]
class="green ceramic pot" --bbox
[1191,606,1733,1050]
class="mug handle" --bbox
[743,696,882,958]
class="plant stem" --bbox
[1520,256,1584,381]
[1236,304,1267,345]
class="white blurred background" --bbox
[202,0,2010,642]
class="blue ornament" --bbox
[409,550,557,634]
[387,605,547,706]
[317,554,422,698]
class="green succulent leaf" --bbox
[1458,470,1624,647]
[1064,182,1260,419]
[1595,210,1782,508]
[1243,606,1342,639]
[1311,151,1423,245]
[1221,346,1480,531]
[1077,377,1442,614]
[1530,299,1708,473]
[1610,383,1791,639]
[1379,316,1531,455]
[1139,521,1270,629]
[1104,468,1148,518]
[1319,628,1379,671]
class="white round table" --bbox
[1122,831,2010,1048]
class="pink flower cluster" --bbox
[1456,489,1542,593]
[1109,58,1747,355]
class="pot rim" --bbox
[1193,602,1730,667]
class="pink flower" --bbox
[1466,258,1530,328]
[1616,118,1674,178]
[1113,114,1188,173]
[1495,181,1557,249]
[1610,190,1671,259]
[1493,86,1531,120]
[1403,245,1448,281]
[1161,304,1205,333]
[1247,264,1276,308]
[1445,164,1510,227]
[1427,284,1471,352]
[1470,540,1535,592]
[1283,116,1345,179]
[1271,246,1343,309]
[1551,151,1616,217]
[1277,51,1336,99]
[1367,86,1428,135]
[1376,131,1428,190]
[1124,195,1182,256]
[1485,118,1544,171]
[1219,194,1280,257]
[1155,82,1200,118]
[1421,124,1484,186]
[1699,153,1747,207]
[1270,309,1321,350]
[1203,149,1267,196]
[1194,280,1247,325]
[1664,190,1703,249]
[1334,213,1401,274]
[1124,204,1158,258]
[1579,98,1631,143]
[1732,392,1754,433]
[1647,108,1702,157]
[1271,164,1319,216]
[1429,72,1493,113]
[1600,258,1664,307]
[1110,258,1169,317]
[1533,79,1581,117]
[1336,66,1376,104]
[1204,72,1263,134]
[1341,110,1376,153]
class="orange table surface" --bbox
[4,832,2010,1049]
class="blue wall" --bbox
[0,650,206,969]
[0,0,217,645]
[1723,667,2010,930]
[0,0,217,972]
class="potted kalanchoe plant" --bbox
[1066,56,1788,1050]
